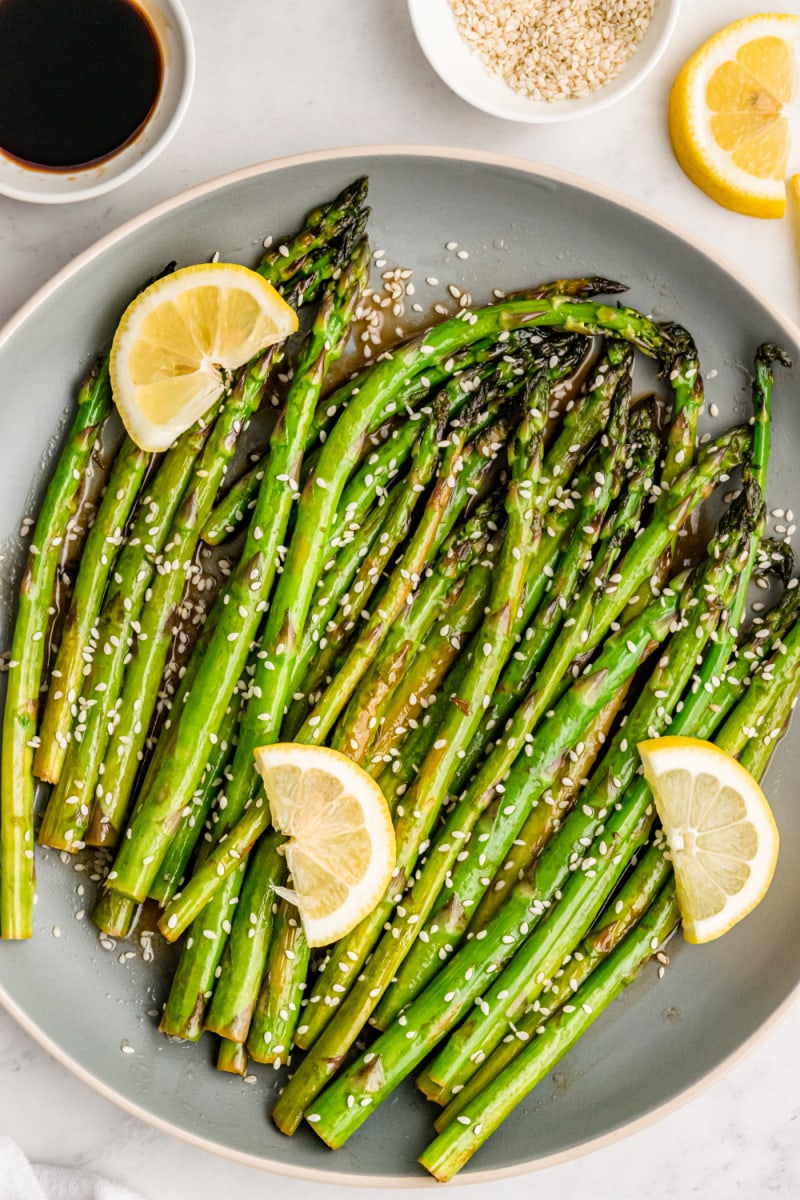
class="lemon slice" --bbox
[110,262,298,451]
[638,736,779,944]
[668,13,799,219]
[254,743,396,948]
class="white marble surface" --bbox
[1,0,799,1194]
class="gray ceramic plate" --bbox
[1,148,799,1186]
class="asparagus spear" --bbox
[216,1039,248,1077]
[256,177,369,291]
[1,359,112,938]
[33,436,151,784]
[146,697,241,907]
[245,899,311,1066]
[204,830,285,1042]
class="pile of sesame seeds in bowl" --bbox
[449,0,658,101]
[407,0,680,122]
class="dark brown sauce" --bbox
[0,0,162,172]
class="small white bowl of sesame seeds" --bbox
[408,0,681,123]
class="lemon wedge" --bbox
[638,736,779,944]
[110,262,298,451]
[668,13,799,219]
[254,744,396,948]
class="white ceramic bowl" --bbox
[408,0,682,123]
[0,0,194,204]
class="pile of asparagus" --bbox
[1,176,796,1180]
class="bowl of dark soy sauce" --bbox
[0,0,194,203]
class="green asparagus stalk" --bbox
[246,898,311,1066]
[1,359,112,938]
[154,243,372,1038]
[158,863,245,1040]
[659,325,704,485]
[216,1038,248,1077]
[146,697,240,907]
[204,830,285,1041]
[257,177,369,291]
[33,436,151,784]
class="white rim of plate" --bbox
[0,144,798,1186]
[0,0,196,204]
